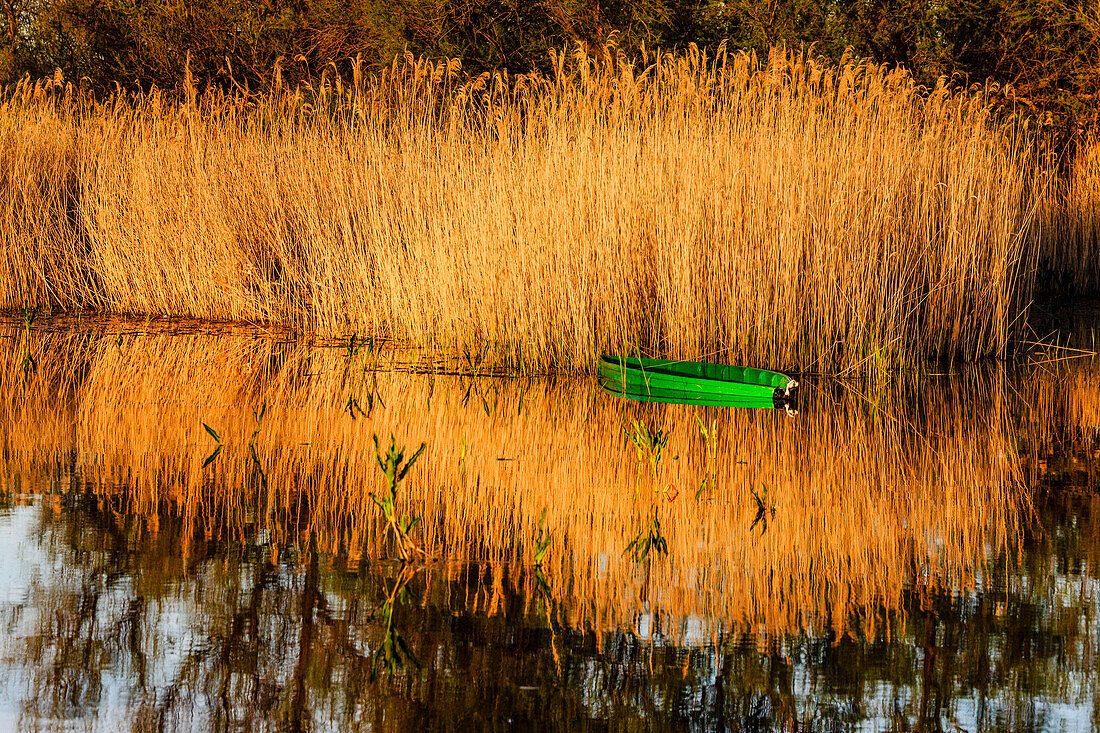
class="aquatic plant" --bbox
[345,358,384,420]
[530,508,562,672]
[345,394,365,419]
[20,349,36,378]
[462,343,488,375]
[248,401,268,491]
[625,419,668,491]
[460,376,498,416]
[201,422,222,468]
[694,414,718,500]
[750,485,775,533]
[625,505,669,562]
[532,508,553,597]
[372,434,426,560]
[344,333,362,360]
[248,401,267,448]
[458,431,467,487]
[370,563,421,678]
[533,508,552,567]
[21,305,38,331]
[622,421,673,561]
[19,306,38,377]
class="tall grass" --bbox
[1046,135,1100,292]
[0,47,1051,371]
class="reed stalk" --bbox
[1045,135,1100,291]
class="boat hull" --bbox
[599,356,792,394]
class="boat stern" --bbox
[773,378,800,415]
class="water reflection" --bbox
[0,317,1097,730]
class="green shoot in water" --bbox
[528,508,558,669]
[625,505,668,562]
[750,485,776,533]
[531,508,561,669]
[462,342,489,375]
[201,422,222,467]
[623,419,672,560]
[372,434,426,560]
[530,508,550,594]
[346,362,384,420]
[694,414,718,499]
[248,401,266,448]
[533,508,553,596]
[459,431,467,487]
[20,305,38,377]
[370,563,421,678]
[20,350,37,377]
[345,332,362,359]
[459,376,498,415]
[534,508,552,566]
[625,419,668,492]
[21,305,39,330]
[346,394,365,419]
[249,401,268,491]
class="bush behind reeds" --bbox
[0,47,1051,372]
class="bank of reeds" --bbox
[0,47,1052,371]
[1046,135,1100,292]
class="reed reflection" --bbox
[1,319,1097,729]
[0,321,1034,635]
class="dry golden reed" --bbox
[0,46,1051,372]
[1,320,1049,641]
[1047,135,1100,291]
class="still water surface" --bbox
[0,317,1097,731]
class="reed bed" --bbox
[0,322,1041,641]
[1046,135,1100,292]
[0,47,1051,372]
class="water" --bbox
[0,316,1097,731]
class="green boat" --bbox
[598,355,798,410]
